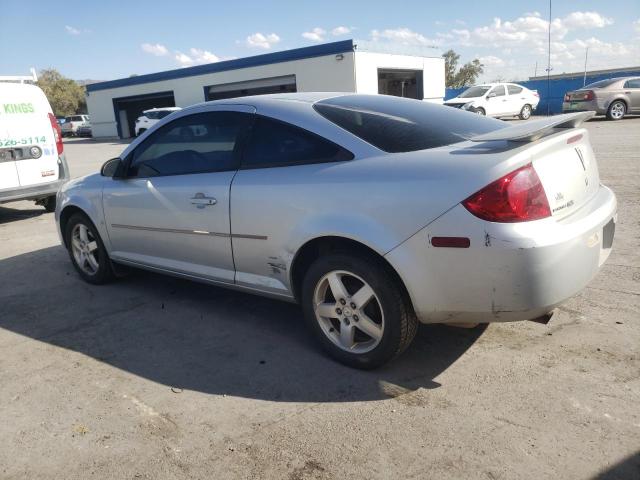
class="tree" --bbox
[36,69,86,116]
[442,50,484,88]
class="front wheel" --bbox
[606,100,626,120]
[519,104,532,120]
[473,107,486,116]
[301,253,418,369]
[65,213,115,284]
[42,195,56,212]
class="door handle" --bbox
[190,192,217,208]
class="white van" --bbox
[0,82,70,211]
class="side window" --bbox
[507,85,523,95]
[127,111,251,178]
[242,116,353,169]
[624,79,640,88]
[489,85,506,97]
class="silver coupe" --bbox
[56,93,617,368]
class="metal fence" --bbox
[444,69,640,115]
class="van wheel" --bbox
[42,196,56,212]
[301,252,418,369]
[64,213,115,284]
[519,104,532,120]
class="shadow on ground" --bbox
[593,451,640,480]
[0,205,48,225]
[0,245,486,403]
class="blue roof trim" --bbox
[87,40,355,93]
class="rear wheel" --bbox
[64,213,114,284]
[519,104,532,120]
[301,253,417,369]
[606,100,626,120]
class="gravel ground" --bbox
[0,119,638,480]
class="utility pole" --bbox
[583,47,589,87]
[546,0,552,116]
[534,61,538,78]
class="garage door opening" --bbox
[113,91,175,139]
[378,69,423,100]
[205,75,296,101]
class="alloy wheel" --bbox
[610,102,625,120]
[313,270,385,354]
[71,223,100,276]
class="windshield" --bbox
[583,79,618,89]
[145,110,173,120]
[458,86,491,98]
[314,95,506,153]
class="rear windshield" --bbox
[145,110,173,120]
[314,95,506,153]
[583,79,618,89]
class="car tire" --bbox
[606,100,626,121]
[64,213,115,285]
[519,104,532,120]
[301,252,418,369]
[42,195,56,212]
[474,107,486,116]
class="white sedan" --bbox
[445,83,540,119]
[55,93,616,368]
[134,107,181,136]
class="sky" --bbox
[2,0,639,83]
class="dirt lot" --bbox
[1,120,638,480]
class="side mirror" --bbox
[101,157,125,178]
[487,92,496,99]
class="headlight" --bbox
[462,102,475,110]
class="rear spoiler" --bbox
[470,111,595,143]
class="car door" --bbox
[485,85,507,116]
[506,84,525,115]
[102,107,254,283]
[623,78,640,111]
[230,115,354,296]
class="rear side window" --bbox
[489,85,506,97]
[242,116,353,169]
[624,79,640,88]
[314,95,505,153]
[584,79,618,89]
[507,85,523,94]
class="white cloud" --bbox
[174,48,222,66]
[478,55,505,66]
[302,27,326,42]
[563,11,613,30]
[370,27,438,46]
[634,18,640,33]
[331,26,351,36]
[141,43,169,57]
[245,32,280,49]
[65,25,81,35]
[454,19,466,26]
[175,52,193,66]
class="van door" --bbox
[0,84,60,188]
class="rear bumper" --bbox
[385,185,617,324]
[562,100,606,115]
[0,155,70,204]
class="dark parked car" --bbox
[563,77,640,120]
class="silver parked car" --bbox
[56,93,617,368]
[563,77,640,120]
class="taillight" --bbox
[581,90,594,101]
[47,113,64,155]
[564,93,570,102]
[462,164,551,223]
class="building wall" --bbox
[354,52,445,101]
[87,52,357,138]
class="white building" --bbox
[86,40,445,139]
